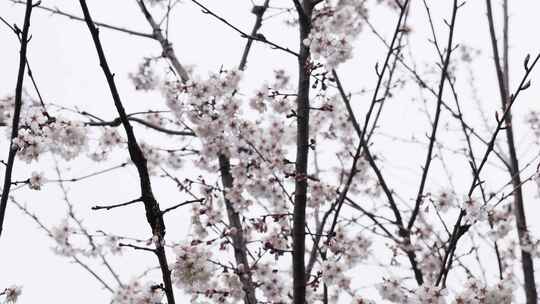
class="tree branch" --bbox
[161,198,203,215]
[78,1,175,302]
[408,0,460,231]
[485,0,537,301]
[87,116,196,136]
[9,0,154,39]
[188,0,299,57]
[0,0,33,238]
[91,198,142,211]
[135,0,190,82]
[292,1,313,303]
[435,52,540,287]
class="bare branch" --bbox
[161,198,204,215]
[9,0,154,39]
[188,0,299,57]
[485,0,537,301]
[92,198,142,211]
[135,0,190,82]
[408,0,460,231]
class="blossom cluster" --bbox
[255,263,288,303]
[433,189,456,213]
[2,285,22,304]
[328,226,372,265]
[304,0,368,69]
[378,278,513,304]
[172,242,214,290]
[28,171,44,190]
[111,280,164,304]
[321,259,351,289]
[452,279,513,304]
[12,107,87,162]
[488,205,513,241]
[462,197,487,223]
[526,110,540,142]
[0,95,14,125]
[129,58,159,91]
[378,277,410,302]
[351,297,376,304]
[89,127,124,161]
[2,0,536,303]
[172,241,257,303]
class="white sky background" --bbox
[1,0,540,303]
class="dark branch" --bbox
[9,0,154,39]
[188,0,299,57]
[78,1,176,302]
[161,198,204,215]
[0,0,33,238]
[92,198,142,211]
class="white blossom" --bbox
[3,285,22,303]
[28,171,44,190]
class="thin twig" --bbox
[9,0,154,39]
[92,198,142,211]
[188,0,299,57]
[161,198,203,215]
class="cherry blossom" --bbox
[28,171,44,190]
[172,242,213,291]
[2,285,22,304]
[111,280,164,304]
[304,0,368,69]
[2,1,539,303]
[129,58,160,91]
